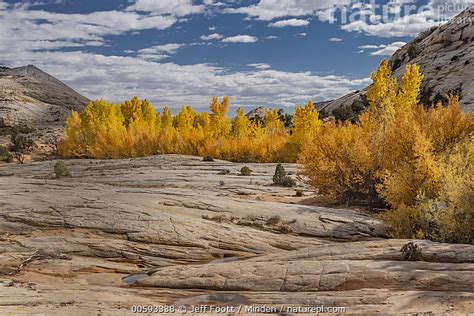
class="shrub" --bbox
[280,176,296,187]
[0,146,13,163]
[333,104,354,122]
[240,166,252,176]
[407,43,418,59]
[351,95,368,115]
[273,163,287,184]
[319,108,329,119]
[203,156,214,162]
[300,60,473,243]
[295,189,304,197]
[11,133,33,152]
[272,163,296,187]
[381,135,473,243]
[54,160,71,178]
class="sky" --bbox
[0,0,472,112]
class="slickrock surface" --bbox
[0,155,473,315]
[0,65,90,160]
[0,65,89,128]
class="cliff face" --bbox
[0,65,90,128]
[323,7,474,114]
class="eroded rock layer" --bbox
[0,155,472,314]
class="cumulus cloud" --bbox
[340,0,473,37]
[329,37,343,41]
[0,42,371,109]
[359,41,406,56]
[126,0,205,16]
[268,18,310,27]
[222,35,258,43]
[341,11,439,37]
[227,0,473,38]
[225,0,352,21]
[200,33,223,41]
[0,0,372,110]
[247,63,271,69]
[136,43,184,61]
[0,5,178,51]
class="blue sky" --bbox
[0,0,471,112]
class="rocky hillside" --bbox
[323,7,474,114]
[0,65,90,128]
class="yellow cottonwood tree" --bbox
[265,109,284,135]
[291,100,322,146]
[367,60,397,123]
[396,64,423,120]
[232,107,252,138]
[209,96,231,138]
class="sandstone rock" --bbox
[0,65,90,160]
[0,65,89,128]
[0,155,472,314]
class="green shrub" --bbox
[407,43,418,59]
[11,133,33,152]
[333,104,354,122]
[273,163,296,187]
[273,163,286,183]
[280,176,296,187]
[0,146,13,163]
[240,166,252,176]
[54,160,71,178]
[319,108,329,119]
[0,126,34,137]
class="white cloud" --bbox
[126,0,205,16]
[0,6,178,51]
[247,63,271,69]
[222,35,257,43]
[296,32,307,37]
[0,45,371,109]
[339,0,473,38]
[228,0,473,38]
[341,11,439,37]
[264,35,279,39]
[269,18,310,27]
[200,33,223,41]
[0,0,372,110]
[225,0,352,21]
[359,41,406,56]
[136,43,184,61]
[209,26,216,31]
[329,37,343,41]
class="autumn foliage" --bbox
[59,96,320,163]
[59,60,473,243]
[299,60,473,243]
